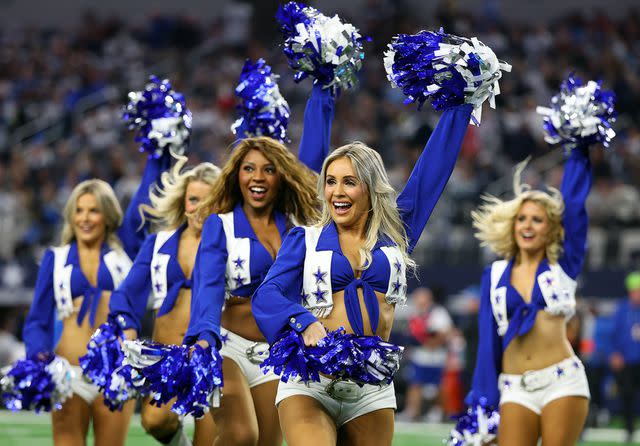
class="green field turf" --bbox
[0,412,636,445]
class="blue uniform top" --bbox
[611,299,640,365]
[22,154,170,358]
[252,105,473,344]
[466,147,592,408]
[178,86,334,348]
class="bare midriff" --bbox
[221,295,265,342]
[56,291,112,365]
[318,288,395,341]
[153,288,192,345]
[502,311,575,374]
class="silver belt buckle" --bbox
[245,342,269,365]
[325,379,361,402]
[520,370,551,392]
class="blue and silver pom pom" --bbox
[384,29,511,124]
[276,1,367,96]
[1,354,73,412]
[123,76,192,158]
[262,327,403,385]
[536,74,616,150]
[231,58,291,143]
[79,322,138,411]
[122,340,223,418]
[448,401,500,446]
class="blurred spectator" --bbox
[0,309,24,368]
[400,287,453,422]
[609,272,640,443]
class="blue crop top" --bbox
[466,146,592,408]
[182,85,335,348]
[22,153,170,358]
[252,104,473,344]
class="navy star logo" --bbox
[233,257,245,270]
[498,314,503,321]
[555,366,564,377]
[59,297,67,306]
[545,277,553,286]
[116,265,123,273]
[392,279,402,293]
[301,291,310,305]
[220,333,229,344]
[154,282,162,292]
[313,268,327,284]
[59,282,65,290]
[495,294,501,303]
[551,293,559,301]
[153,263,161,273]
[572,360,580,369]
[502,378,511,388]
[233,274,245,287]
[313,287,327,303]
[394,259,402,273]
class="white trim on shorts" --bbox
[498,356,590,415]
[219,328,279,388]
[275,375,397,427]
[69,365,100,404]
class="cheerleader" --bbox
[252,104,472,446]
[464,150,592,446]
[21,153,169,446]
[108,155,220,446]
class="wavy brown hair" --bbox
[196,137,320,224]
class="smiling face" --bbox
[324,157,371,232]
[513,200,551,258]
[184,180,212,231]
[73,193,106,246]
[238,148,281,213]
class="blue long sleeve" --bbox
[298,84,334,173]
[252,227,318,344]
[118,152,172,259]
[397,104,472,253]
[465,267,503,408]
[108,234,155,333]
[183,215,228,348]
[558,147,592,279]
[23,250,56,357]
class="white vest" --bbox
[52,244,132,320]
[301,226,408,319]
[489,259,577,337]
[149,229,177,310]
[218,212,251,299]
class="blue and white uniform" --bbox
[22,154,170,402]
[182,86,334,388]
[466,147,592,415]
[252,104,472,423]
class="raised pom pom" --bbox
[122,76,192,159]
[79,322,138,411]
[122,340,223,418]
[447,402,500,446]
[1,354,73,412]
[384,29,511,124]
[231,58,291,143]
[276,1,367,96]
[262,327,403,385]
[536,74,616,150]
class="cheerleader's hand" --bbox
[123,329,137,341]
[302,322,327,347]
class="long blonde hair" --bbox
[139,155,220,232]
[318,142,416,272]
[197,136,319,225]
[60,179,124,249]
[471,159,565,263]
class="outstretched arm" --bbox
[298,84,335,173]
[558,147,592,278]
[252,226,316,344]
[397,104,472,252]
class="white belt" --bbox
[502,357,584,393]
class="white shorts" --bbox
[498,356,590,415]
[70,366,100,405]
[219,329,279,389]
[275,376,397,427]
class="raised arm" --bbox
[252,226,316,344]
[23,250,56,358]
[108,234,155,334]
[464,267,503,408]
[397,104,472,252]
[118,152,172,259]
[183,215,228,349]
[297,84,335,173]
[558,147,592,278]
